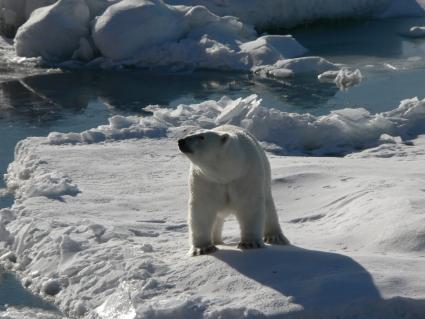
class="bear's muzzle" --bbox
[178,138,192,154]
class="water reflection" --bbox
[0,69,340,124]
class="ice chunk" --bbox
[319,68,363,90]
[14,0,90,60]
[239,35,307,66]
[400,26,425,38]
[42,278,61,296]
[254,56,337,79]
[44,95,425,156]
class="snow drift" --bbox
[47,95,425,156]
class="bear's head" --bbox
[178,129,246,183]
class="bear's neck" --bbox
[192,164,245,184]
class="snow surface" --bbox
[1,124,425,318]
[46,94,425,156]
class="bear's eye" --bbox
[198,135,204,141]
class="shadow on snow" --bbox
[214,245,425,318]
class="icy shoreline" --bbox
[1,116,425,317]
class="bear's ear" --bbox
[221,133,229,145]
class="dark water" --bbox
[0,272,59,312]
[1,16,425,313]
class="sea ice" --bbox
[91,0,310,72]
[1,129,425,318]
[47,95,425,156]
[6,0,345,77]
[318,68,363,90]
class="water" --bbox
[0,272,59,312]
[1,16,425,314]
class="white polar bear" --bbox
[178,125,289,256]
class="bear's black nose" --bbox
[178,138,192,154]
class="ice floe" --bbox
[4,0,402,77]
[1,132,425,318]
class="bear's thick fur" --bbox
[178,125,289,256]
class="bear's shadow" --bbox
[214,245,382,310]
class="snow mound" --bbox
[93,0,188,61]
[91,0,309,72]
[4,139,79,199]
[14,0,91,61]
[48,95,425,156]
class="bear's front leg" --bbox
[235,199,265,249]
[188,196,219,256]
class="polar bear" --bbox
[178,125,289,256]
